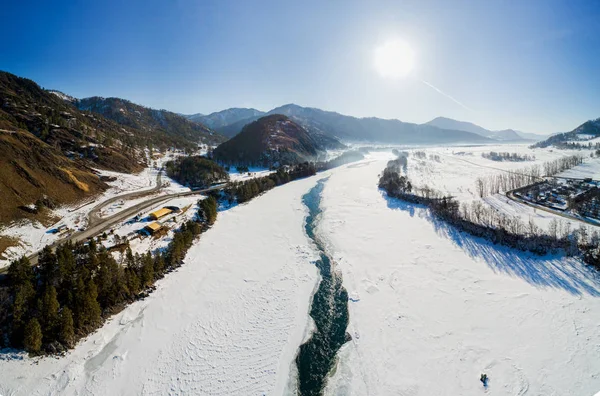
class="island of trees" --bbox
[481,151,535,162]
[165,156,229,189]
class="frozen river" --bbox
[2,151,600,395]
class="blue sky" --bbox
[2,0,599,133]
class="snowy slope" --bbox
[0,176,321,395]
[320,154,600,395]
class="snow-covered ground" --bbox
[404,144,572,203]
[559,160,600,180]
[2,149,600,395]
[0,173,321,396]
[401,144,600,232]
[319,154,600,395]
[228,166,275,182]
[106,195,203,257]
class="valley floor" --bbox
[322,153,600,395]
[1,150,600,395]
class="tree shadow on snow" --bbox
[382,191,600,297]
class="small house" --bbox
[144,222,162,235]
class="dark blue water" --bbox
[296,178,350,396]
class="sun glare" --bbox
[374,39,415,79]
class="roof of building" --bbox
[149,207,172,219]
[145,222,162,232]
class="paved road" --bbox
[88,168,164,227]
[0,184,225,274]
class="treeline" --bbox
[482,152,535,162]
[224,163,317,204]
[316,150,364,170]
[475,155,584,197]
[412,150,439,162]
[165,156,229,189]
[0,200,216,355]
[379,160,600,261]
[555,142,600,151]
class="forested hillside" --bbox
[213,114,340,167]
[0,71,227,224]
[75,97,226,150]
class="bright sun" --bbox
[374,39,415,79]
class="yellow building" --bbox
[144,222,162,234]
[148,207,172,220]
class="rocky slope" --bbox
[0,130,107,223]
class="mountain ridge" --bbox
[207,103,493,144]
[425,116,547,141]
[185,108,265,132]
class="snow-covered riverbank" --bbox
[0,175,321,395]
[321,154,600,396]
[2,150,600,395]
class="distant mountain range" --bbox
[190,104,499,145]
[213,114,339,166]
[186,108,264,131]
[424,117,546,141]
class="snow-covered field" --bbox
[405,144,573,203]
[2,149,600,395]
[319,154,600,395]
[401,144,600,232]
[227,166,276,183]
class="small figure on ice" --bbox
[480,373,489,388]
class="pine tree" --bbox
[84,280,102,329]
[154,254,165,277]
[7,256,33,290]
[140,253,154,288]
[23,318,43,353]
[38,246,59,287]
[125,268,141,297]
[12,282,35,331]
[199,196,218,225]
[40,286,60,337]
[59,307,75,348]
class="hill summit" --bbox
[213,114,333,167]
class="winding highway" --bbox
[0,169,225,274]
